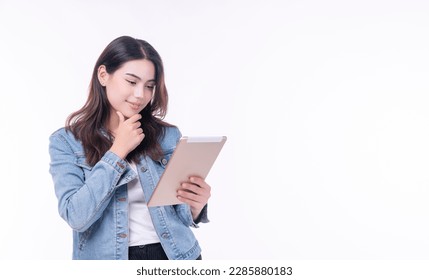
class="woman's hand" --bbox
[177,177,211,221]
[109,111,144,159]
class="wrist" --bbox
[109,145,127,160]
[191,207,202,221]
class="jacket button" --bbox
[116,162,125,169]
[140,166,147,172]
[118,197,126,202]
[161,158,168,165]
[161,233,169,239]
[119,233,127,238]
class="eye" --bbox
[126,79,136,85]
[145,84,156,90]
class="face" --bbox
[98,59,156,121]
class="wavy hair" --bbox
[66,36,172,166]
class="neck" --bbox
[107,111,120,136]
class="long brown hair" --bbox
[66,36,173,166]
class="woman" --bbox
[49,36,210,260]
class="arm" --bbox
[49,113,144,232]
[49,132,128,232]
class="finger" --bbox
[116,111,125,123]
[126,113,142,123]
[176,195,198,208]
[189,177,210,190]
[180,183,205,195]
[132,121,141,129]
[177,189,203,204]
[179,183,210,202]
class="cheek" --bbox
[145,91,154,102]
[106,92,123,109]
[106,84,127,101]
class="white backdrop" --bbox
[1,0,429,260]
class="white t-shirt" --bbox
[127,162,161,246]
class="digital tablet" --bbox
[147,136,227,207]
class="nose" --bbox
[134,87,143,98]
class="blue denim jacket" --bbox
[49,126,208,260]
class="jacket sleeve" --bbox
[174,203,209,228]
[49,132,129,232]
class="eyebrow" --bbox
[125,73,155,82]
[125,73,142,80]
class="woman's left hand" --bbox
[177,177,211,221]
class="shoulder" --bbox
[50,127,77,142]
[159,125,182,151]
[164,125,181,139]
[49,127,82,152]
[50,127,67,138]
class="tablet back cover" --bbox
[147,136,227,207]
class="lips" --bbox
[127,100,142,110]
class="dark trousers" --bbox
[128,243,202,260]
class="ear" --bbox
[97,65,108,86]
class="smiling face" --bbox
[98,59,156,129]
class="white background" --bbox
[1,0,429,260]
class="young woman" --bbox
[49,36,210,260]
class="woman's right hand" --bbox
[109,111,145,159]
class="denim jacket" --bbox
[49,126,208,260]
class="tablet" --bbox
[147,136,227,207]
